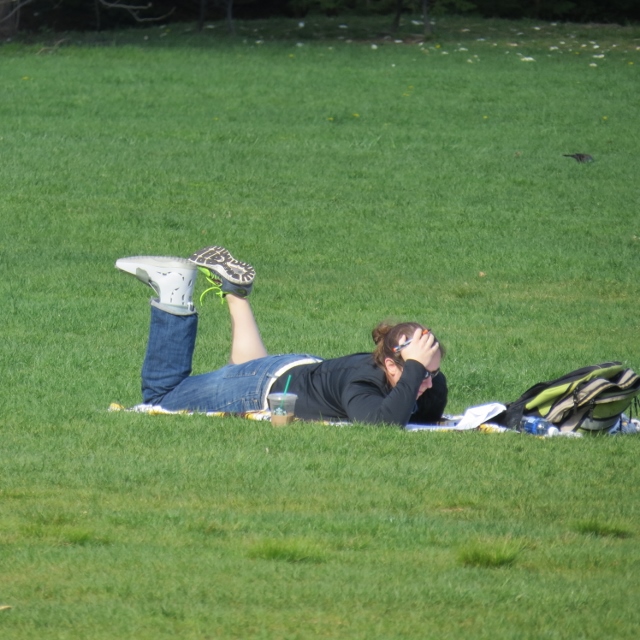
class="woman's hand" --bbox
[399,328,439,369]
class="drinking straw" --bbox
[279,374,292,410]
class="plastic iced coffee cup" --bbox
[267,393,297,426]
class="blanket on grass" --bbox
[108,401,511,434]
[108,401,639,437]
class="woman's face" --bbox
[385,351,442,398]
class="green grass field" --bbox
[1,15,639,638]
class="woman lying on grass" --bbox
[115,246,447,426]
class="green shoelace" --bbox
[197,267,225,304]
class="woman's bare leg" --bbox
[187,245,265,364]
[226,295,268,364]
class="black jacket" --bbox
[271,353,448,426]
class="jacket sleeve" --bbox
[410,371,448,423]
[341,360,429,426]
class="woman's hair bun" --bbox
[371,322,392,345]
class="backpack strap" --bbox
[546,378,618,423]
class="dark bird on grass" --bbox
[564,153,594,163]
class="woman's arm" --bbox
[410,373,448,423]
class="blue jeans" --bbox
[141,306,317,413]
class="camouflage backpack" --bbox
[501,362,640,434]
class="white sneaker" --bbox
[116,256,198,313]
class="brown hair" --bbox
[371,321,444,370]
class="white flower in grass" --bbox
[458,47,468,51]
[533,26,541,30]
[339,24,348,29]
[593,54,604,58]
[298,21,305,28]
[549,46,559,50]
[507,42,519,47]
[590,63,598,67]
[371,44,378,50]
[520,56,535,62]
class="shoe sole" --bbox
[188,246,255,286]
